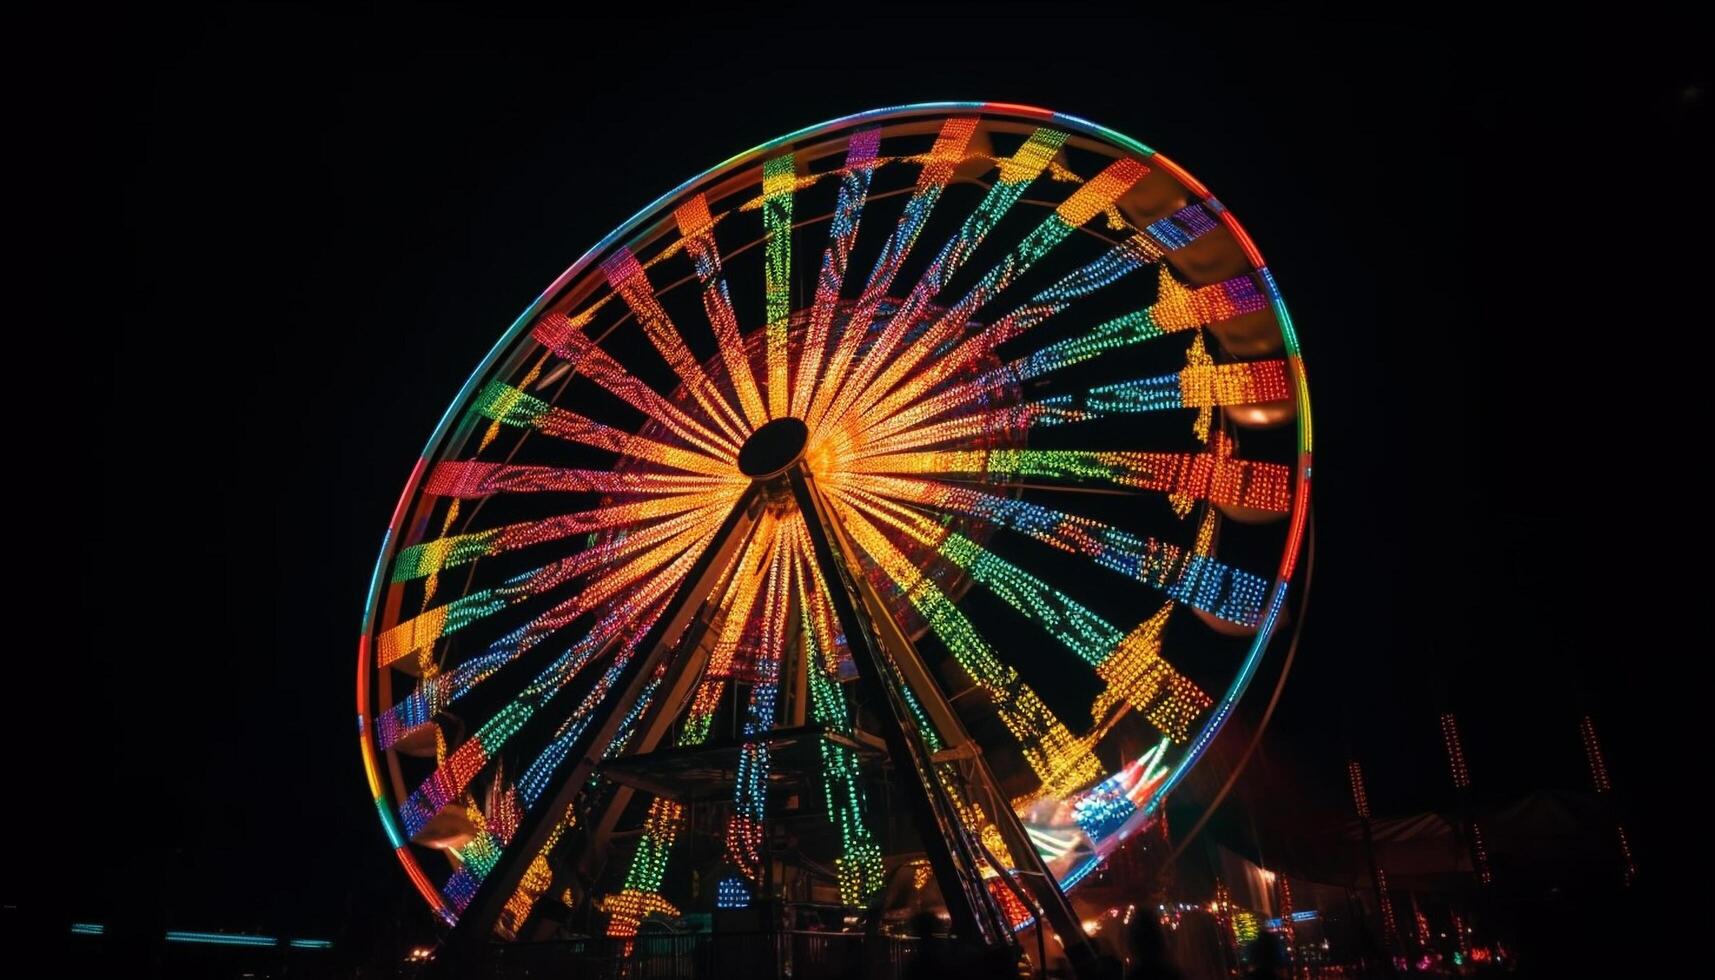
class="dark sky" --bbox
[15,0,1709,946]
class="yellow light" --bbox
[1092,604,1212,744]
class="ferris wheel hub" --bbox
[736,417,810,479]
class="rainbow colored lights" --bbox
[358,104,1311,940]
[848,438,1290,515]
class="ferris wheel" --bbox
[355,103,1312,957]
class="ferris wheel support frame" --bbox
[445,483,764,962]
[792,465,1097,972]
[439,455,1098,971]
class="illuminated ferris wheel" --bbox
[356,103,1312,958]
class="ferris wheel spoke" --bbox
[846,405,1033,458]
[1010,266,1268,384]
[582,514,781,940]
[602,531,776,888]
[846,438,1292,515]
[443,594,676,916]
[1024,357,1292,428]
[440,785,527,917]
[600,796,688,948]
[790,127,880,419]
[816,128,1071,434]
[836,155,1150,431]
[533,310,742,459]
[493,802,579,938]
[451,485,768,933]
[762,154,796,420]
[826,497,1103,801]
[682,512,777,742]
[510,600,674,816]
[788,518,852,680]
[802,116,979,434]
[600,247,751,445]
[847,235,1162,445]
[674,194,768,428]
[422,460,737,498]
[375,504,722,673]
[721,517,794,898]
[493,512,776,935]
[390,488,737,582]
[837,474,1268,629]
[372,521,727,751]
[471,381,734,476]
[375,514,725,748]
[852,356,1290,459]
[788,510,869,709]
[511,511,775,933]
[861,266,1267,447]
[397,534,717,841]
[397,615,631,845]
[831,484,1212,744]
[785,523,887,903]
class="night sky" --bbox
[16,0,1709,950]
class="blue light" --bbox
[1262,910,1320,928]
[289,938,334,949]
[165,931,278,947]
[716,875,751,909]
[70,923,104,936]
[1061,856,1102,891]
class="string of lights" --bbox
[675,192,768,428]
